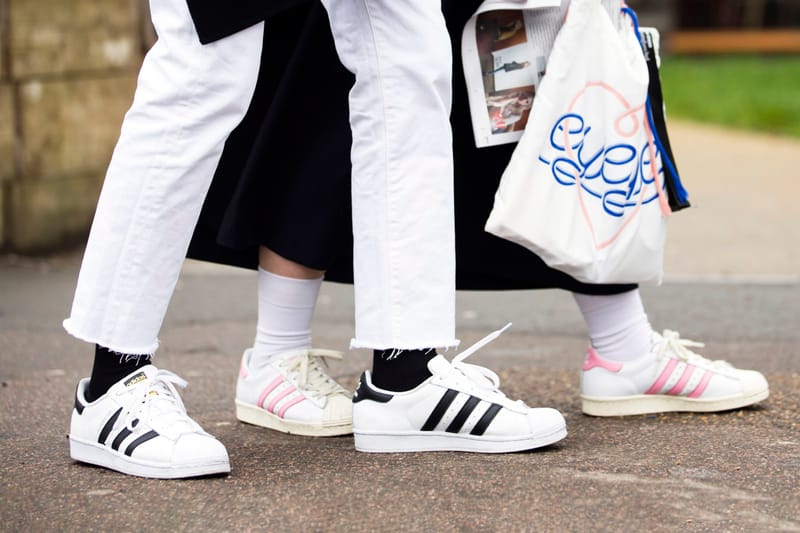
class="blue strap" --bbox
[621,6,690,205]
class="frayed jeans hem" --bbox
[62,318,159,356]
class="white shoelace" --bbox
[281,349,349,398]
[443,323,517,399]
[656,329,731,370]
[123,369,202,437]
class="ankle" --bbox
[86,345,152,402]
[371,348,437,392]
[249,343,311,370]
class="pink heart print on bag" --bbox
[538,80,671,250]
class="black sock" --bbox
[371,348,437,392]
[86,345,153,402]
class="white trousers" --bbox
[320,0,457,349]
[64,0,457,354]
[64,0,264,355]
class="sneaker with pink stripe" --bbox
[581,330,769,416]
[235,349,352,436]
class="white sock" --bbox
[251,267,322,370]
[572,289,653,362]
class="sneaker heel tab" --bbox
[353,372,393,404]
[582,348,623,373]
[74,382,86,415]
[239,355,249,379]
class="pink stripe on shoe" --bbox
[645,358,679,395]
[257,376,285,408]
[666,364,696,396]
[267,386,297,413]
[582,348,623,372]
[687,370,713,398]
[277,396,305,418]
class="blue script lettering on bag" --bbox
[538,105,665,219]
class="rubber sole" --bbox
[353,424,567,453]
[581,389,770,417]
[69,436,230,479]
[235,400,352,437]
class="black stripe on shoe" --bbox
[111,428,133,451]
[124,430,159,456]
[446,396,482,433]
[421,389,459,431]
[470,403,503,436]
[98,407,123,444]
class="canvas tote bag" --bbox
[484,0,673,284]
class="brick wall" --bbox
[0,0,150,253]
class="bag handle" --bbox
[621,4,690,214]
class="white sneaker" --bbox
[581,330,770,416]
[235,349,352,436]
[352,325,567,453]
[69,366,230,478]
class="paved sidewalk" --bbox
[1,122,798,531]
[663,120,800,281]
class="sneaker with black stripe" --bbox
[69,366,230,478]
[352,325,567,453]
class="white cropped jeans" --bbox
[64,0,457,354]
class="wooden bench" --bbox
[668,30,800,54]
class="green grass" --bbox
[659,55,800,138]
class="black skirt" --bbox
[185,0,309,44]
[186,1,635,296]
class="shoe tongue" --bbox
[651,330,663,346]
[427,355,451,375]
[112,365,157,395]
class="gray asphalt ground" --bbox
[1,121,798,531]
